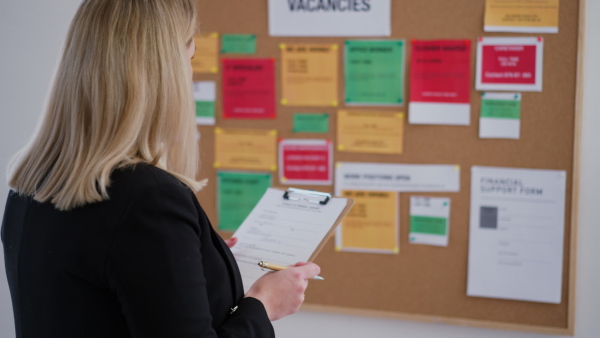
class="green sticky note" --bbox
[481,99,521,119]
[221,34,257,54]
[217,172,272,231]
[196,101,215,119]
[409,216,448,235]
[293,113,329,133]
[345,40,405,105]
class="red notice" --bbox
[410,40,471,104]
[476,37,543,92]
[279,139,332,185]
[481,45,536,84]
[222,58,276,119]
[408,39,471,125]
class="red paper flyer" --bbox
[409,40,471,125]
[279,139,332,185]
[222,58,276,119]
[476,37,543,92]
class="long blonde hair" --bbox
[7,0,205,210]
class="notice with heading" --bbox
[467,166,566,304]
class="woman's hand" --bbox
[244,262,321,321]
[224,237,237,248]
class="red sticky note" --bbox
[222,58,276,119]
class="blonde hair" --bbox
[7,0,205,210]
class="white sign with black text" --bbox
[268,0,391,37]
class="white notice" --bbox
[268,0,391,37]
[335,162,460,195]
[467,166,566,303]
[192,81,216,125]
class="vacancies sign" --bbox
[269,0,391,37]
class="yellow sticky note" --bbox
[281,44,339,107]
[192,33,219,74]
[214,128,277,171]
[337,110,404,154]
[340,190,399,252]
[484,0,559,32]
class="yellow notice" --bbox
[192,33,219,73]
[484,0,559,33]
[280,43,339,107]
[214,128,277,171]
[337,110,404,154]
[340,190,399,253]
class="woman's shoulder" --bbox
[109,163,191,198]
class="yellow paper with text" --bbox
[214,128,277,171]
[340,190,399,252]
[485,0,559,29]
[280,44,339,107]
[337,110,404,154]
[192,33,219,74]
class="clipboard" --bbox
[282,187,354,261]
[230,187,354,292]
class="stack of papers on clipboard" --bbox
[230,187,354,292]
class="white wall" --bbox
[0,1,82,336]
[0,1,598,337]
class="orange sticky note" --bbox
[484,0,559,33]
[339,190,399,253]
[337,110,404,154]
[192,33,219,74]
[214,128,277,171]
[280,44,338,107]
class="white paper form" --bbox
[409,196,451,247]
[468,166,567,303]
[231,188,348,293]
[334,162,460,196]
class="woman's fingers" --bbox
[293,262,321,280]
[224,237,237,248]
[244,262,321,321]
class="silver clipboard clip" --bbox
[283,187,332,205]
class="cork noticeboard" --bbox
[193,0,584,334]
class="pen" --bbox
[258,261,325,280]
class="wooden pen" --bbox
[258,261,325,280]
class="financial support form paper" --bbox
[230,188,350,293]
[467,166,567,303]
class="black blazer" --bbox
[1,164,274,338]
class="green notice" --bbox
[481,97,521,119]
[196,101,215,119]
[410,216,448,235]
[221,34,257,54]
[293,113,329,133]
[217,172,271,231]
[345,40,405,105]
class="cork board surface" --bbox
[192,0,581,333]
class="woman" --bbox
[1,0,320,337]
